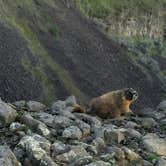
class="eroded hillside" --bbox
[0,0,165,109]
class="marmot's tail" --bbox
[72,104,86,113]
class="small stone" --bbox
[104,128,125,144]
[143,133,166,156]
[125,121,139,128]
[0,146,21,166]
[9,122,26,132]
[0,100,17,127]
[21,114,50,137]
[13,100,26,108]
[56,146,88,163]
[51,141,70,156]
[51,100,66,112]
[75,119,91,137]
[124,128,142,139]
[65,95,77,107]
[27,101,46,112]
[33,112,54,127]
[100,153,115,162]
[53,115,72,129]
[62,126,82,140]
[73,156,93,166]
[40,154,58,166]
[157,100,166,112]
[92,137,105,151]
[122,147,141,161]
[139,117,157,129]
[156,157,166,166]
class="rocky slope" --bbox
[0,0,165,109]
[0,96,165,166]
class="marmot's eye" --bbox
[126,91,133,100]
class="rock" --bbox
[124,128,142,139]
[53,115,73,129]
[75,119,91,137]
[87,160,112,166]
[0,100,17,127]
[92,137,105,151]
[27,101,46,112]
[125,121,139,129]
[104,128,125,144]
[100,154,116,165]
[51,100,66,112]
[138,117,157,129]
[40,155,58,166]
[56,146,89,163]
[33,112,54,127]
[20,114,50,137]
[51,141,70,156]
[73,156,93,166]
[143,133,166,156]
[74,113,101,127]
[0,146,21,166]
[122,147,141,161]
[156,157,166,166]
[62,126,82,140]
[157,100,166,112]
[17,134,52,164]
[13,100,26,108]
[9,122,26,132]
[65,95,77,107]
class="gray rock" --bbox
[13,100,26,108]
[92,137,105,151]
[20,114,50,137]
[125,121,139,129]
[62,126,82,140]
[87,160,112,166]
[124,128,142,139]
[40,155,58,166]
[51,100,66,112]
[51,141,70,156]
[33,112,54,127]
[0,146,21,166]
[156,157,166,166]
[72,156,93,166]
[122,147,141,161]
[143,133,166,156]
[74,113,101,127]
[17,134,52,164]
[65,95,77,107]
[75,119,91,137]
[100,153,115,163]
[0,100,17,127]
[104,128,125,144]
[158,100,166,113]
[53,115,73,129]
[56,146,89,163]
[9,122,26,132]
[27,101,46,112]
[138,117,157,129]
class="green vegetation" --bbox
[77,0,166,19]
[147,153,160,163]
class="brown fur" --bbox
[73,89,138,119]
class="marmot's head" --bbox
[123,88,138,102]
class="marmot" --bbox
[73,88,138,119]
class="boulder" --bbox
[62,126,82,140]
[143,133,166,156]
[27,101,46,112]
[0,146,21,166]
[157,100,166,112]
[65,95,77,107]
[0,100,17,127]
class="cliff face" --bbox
[0,0,165,109]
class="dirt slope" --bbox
[0,0,165,109]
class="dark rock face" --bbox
[0,0,165,109]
